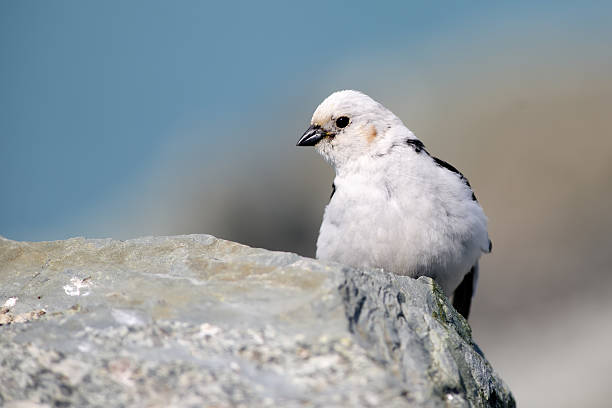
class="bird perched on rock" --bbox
[296,90,491,319]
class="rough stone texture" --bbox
[0,235,514,407]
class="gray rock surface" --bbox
[0,235,514,407]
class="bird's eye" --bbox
[335,116,350,128]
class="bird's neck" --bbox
[333,154,385,180]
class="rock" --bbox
[0,235,514,407]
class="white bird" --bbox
[296,90,491,319]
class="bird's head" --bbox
[297,90,413,168]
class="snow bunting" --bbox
[297,90,491,319]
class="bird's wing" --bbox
[429,155,492,253]
[431,156,477,202]
[404,139,477,201]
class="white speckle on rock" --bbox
[78,342,93,353]
[63,277,91,297]
[199,323,221,337]
[111,309,144,326]
[247,329,264,344]
[3,297,18,308]
[364,392,380,406]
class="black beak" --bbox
[296,124,330,146]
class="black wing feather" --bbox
[452,266,476,320]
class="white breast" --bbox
[315,149,488,296]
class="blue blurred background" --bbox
[2,1,612,406]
